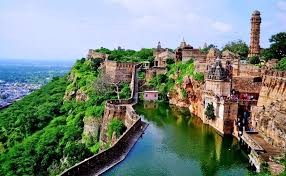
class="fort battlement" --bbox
[101,64,140,142]
[262,69,286,78]
[105,60,136,69]
[60,64,145,176]
[104,60,137,83]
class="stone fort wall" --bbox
[251,70,286,149]
[104,60,136,83]
[60,118,143,176]
[60,64,143,175]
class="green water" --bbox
[104,102,249,176]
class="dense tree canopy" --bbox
[276,57,286,71]
[260,32,286,61]
[249,56,260,65]
[222,40,249,58]
[269,32,286,60]
[95,47,154,62]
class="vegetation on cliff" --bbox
[0,57,131,176]
[148,59,204,100]
[107,119,126,139]
[95,47,154,63]
[0,76,94,176]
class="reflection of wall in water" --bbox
[215,134,222,161]
[143,101,158,109]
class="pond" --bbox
[104,102,249,176]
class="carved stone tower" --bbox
[248,10,261,58]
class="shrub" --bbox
[119,83,131,99]
[166,58,175,65]
[89,143,100,154]
[181,89,187,99]
[194,72,204,81]
[249,56,260,64]
[276,57,286,71]
[107,119,126,139]
[205,103,215,120]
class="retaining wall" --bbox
[60,63,143,176]
[60,118,142,176]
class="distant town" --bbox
[0,80,41,108]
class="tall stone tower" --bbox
[248,10,261,58]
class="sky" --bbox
[0,0,285,60]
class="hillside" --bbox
[0,58,128,176]
[0,46,154,176]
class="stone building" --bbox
[143,91,159,101]
[221,50,240,76]
[175,39,206,63]
[153,42,175,68]
[248,10,261,58]
[87,49,109,60]
[203,58,238,135]
[206,48,220,63]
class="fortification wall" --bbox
[61,118,143,176]
[257,71,286,107]
[104,60,136,83]
[100,65,139,143]
[251,71,286,149]
[61,64,143,175]
[239,64,262,77]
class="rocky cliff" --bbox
[169,76,204,118]
[252,71,286,149]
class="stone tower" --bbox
[248,10,261,58]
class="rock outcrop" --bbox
[169,76,204,118]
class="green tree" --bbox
[260,48,274,61]
[268,32,286,60]
[201,44,218,54]
[205,103,215,120]
[166,58,175,65]
[276,57,286,71]
[249,56,260,64]
[222,40,249,58]
[107,119,126,139]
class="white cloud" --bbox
[211,21,232,33]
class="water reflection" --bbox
[104,102,248,176]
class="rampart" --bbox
[60,64,146,176]
[60,118,143,176]
[238,64,262,77]
[104,60,136,83]
[251,70,286,149]
[100,64,139,143]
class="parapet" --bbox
[262,69,286,78]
